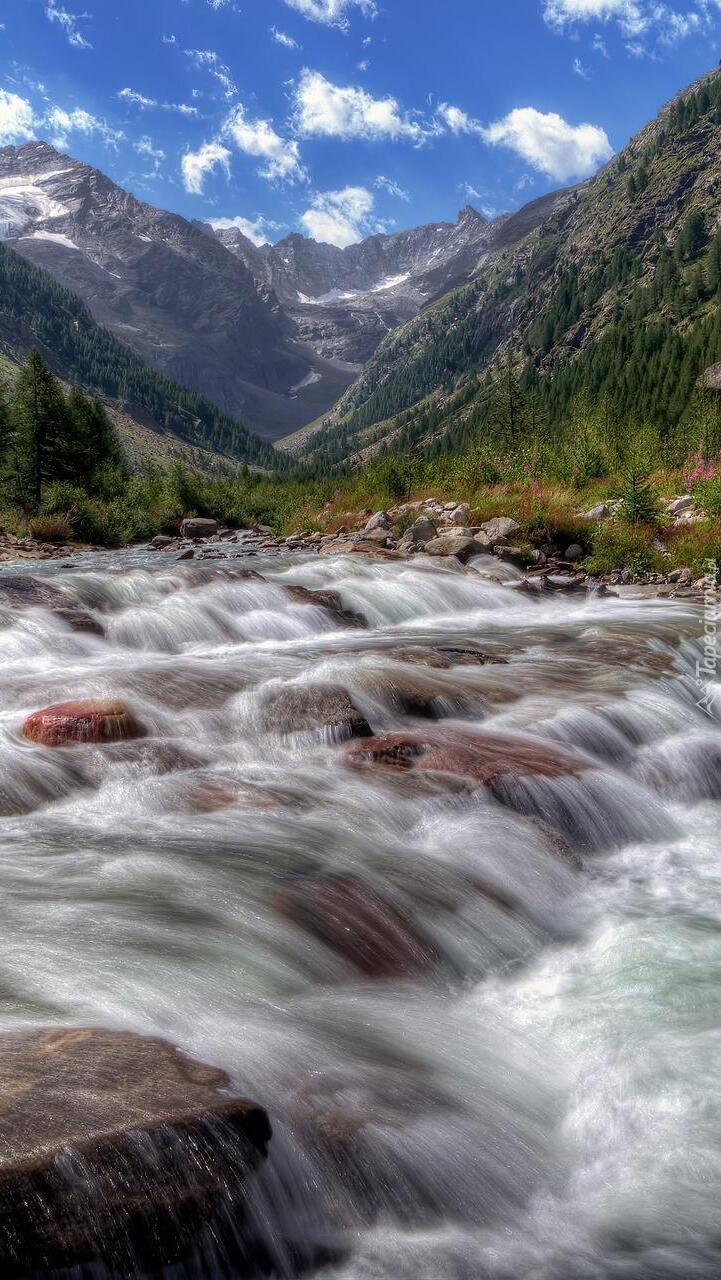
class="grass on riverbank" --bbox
[1,452,720,579]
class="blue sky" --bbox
[0,0,719,246]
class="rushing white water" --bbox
[0,549,719,1279]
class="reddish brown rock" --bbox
[345,730,588,787]
[274,876,438,979]
[23,699,145,747]
[0,1028,271,1274]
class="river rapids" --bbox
[1,547,720,1279]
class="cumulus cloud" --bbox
[223,104,306,182]
[283,0,376,29]
[293,69,430,144]
[483,107,612,180]
[270,25,299,47]
[375,174,409,201]
[437,103,479,135]
[0,90,36,144]
[181,141,232,194]
[210,213,282,245]
[47,106,123,150]
[46,2,92,48]
[300,185,375,246]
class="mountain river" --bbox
[1,546,720,1279]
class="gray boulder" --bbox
[580,503,609,522]
[664,495,692,516]
[565,543,584,561]
[150,534,173,549]
[479,516,521,541]
[180,518,218,539]
[423,534,484,563]
[364,510,391,533]
[447,503,470,526]
[405,514,437,544]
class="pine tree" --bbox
[10,351,69,507]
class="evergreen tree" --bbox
[10,351,68,507]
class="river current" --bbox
[1,547,720,1279]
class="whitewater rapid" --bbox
[0,548,719,1279]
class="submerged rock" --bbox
[0,1027,271,1274]
[285,584,368,627]
[23,698,145,747]
[345,730,588,787]
[261,684,372,738]
[274,875,438,979]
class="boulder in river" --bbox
[345,730,588,788]
[285,584,368,627]
[274,875,438,979]
[0,1027,271,1274]
[180,517,218,539]
[261,683,372,738]
[23,698,145,747]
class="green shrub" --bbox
[586,521,662,574]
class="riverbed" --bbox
[0,549,719,1279]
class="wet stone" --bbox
[0,1027,271,1275]
[261,683,372,738]
[23,698,145,747]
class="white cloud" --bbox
[375,174,409,201]
[592,32,609,53]
[162,33,177,44]
[46,2,92,49]
[543,0,707,45]
[185,49,236,98]
[293,69,430,144]
[270,25,299,47]
[223,104,306,182]
[134,135,165,172]
[283,0,376,30]
[46,106,123,150]
[119,87,156,109]
[118,87,198,116]
[181,141,232,194]
[210,213,281,245]
[0,90,36,144]
[300,185,374,246]
[437,103,478,135]
[460,181,482,199]
[483,107,612,180]
[543,0,645,33]
[573,56,591,76]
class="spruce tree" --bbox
[10,350,68,507]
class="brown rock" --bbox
[23,699,145,747]
[345,730,587,787]
[285,584,367,627]
[261,684,371,738]
[274,876,438,978]
[0,1028,271,1274]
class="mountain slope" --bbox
[0,142,355,439]
[289,67,721,466]
[215,191,574,366]
[0,239,280,469]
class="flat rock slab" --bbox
[0,1028,271,1273]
